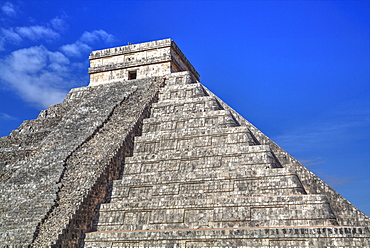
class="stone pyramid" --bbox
[0,39,369,247]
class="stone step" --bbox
[96,194,337,231]
[164,71,197,86]
[102,194,329,212]
[133,126,255,155]
[110,168,306,201]
[118,167,299,187]
[84,226,370,247]
[151,96,222,117]
[142,110,238,133]
[158,83,207,101]
[110,187,307,204]
[127,144,272,164]
[125,144,279,175]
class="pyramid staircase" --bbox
[84,72,369,247]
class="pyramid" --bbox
[0,39,369,247]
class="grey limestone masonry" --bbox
[0,38,369,247]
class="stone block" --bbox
[150,209,185,224]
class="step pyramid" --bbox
[84,70,369,247]
[0,39,369,247]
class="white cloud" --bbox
[0,8,115,107]
[60,41,91,57]
[0,27,22,51]
[0,25,59,50]
[15,25,60,40]
[80,29,115,44]
[50,16,68,31]
[1,27,22,42]
[1,2,16,17]
[0,15,65,50]
[48,50,70,65]
[0,46,73,108]
[8,46,48,73]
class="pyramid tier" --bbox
[164,71,197,86]
[150,96,222,117]
[133,126,256,155]
[84,226,369,247]
[95,195,337,232]
[125,144,281,175]
[158,82,208,100]
[110,168,306,202]
[142,110,238,134]
[118,167,301,187]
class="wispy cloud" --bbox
[80,30,115,44]
[0,2,116,108]
[60,41,91,57]
[324,174,354,187]
[0,13,66,51]
[316,171,354,187]
[0,113,16,120]
[1,27,22,42]
[15,25,60,40]
[1,2,16,17]
[61,29,116,57]
[0,27,116,106]
[50,16,68,31]
[297,157,325,167]
[273,115,369,153]
[0,25,60,50]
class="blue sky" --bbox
[0,0,369,216]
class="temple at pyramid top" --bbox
[88,38,200,86]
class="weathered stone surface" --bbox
[85,226,370,247]
[0,77,164,247]
[0,38,369,247]
[85,66,369,246]
[203,85,370,227]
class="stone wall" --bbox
[0,99,79,182]
[202,84,370,228]
[0,77,164,247]
[86,226,370,247]
[89,62,171,86]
